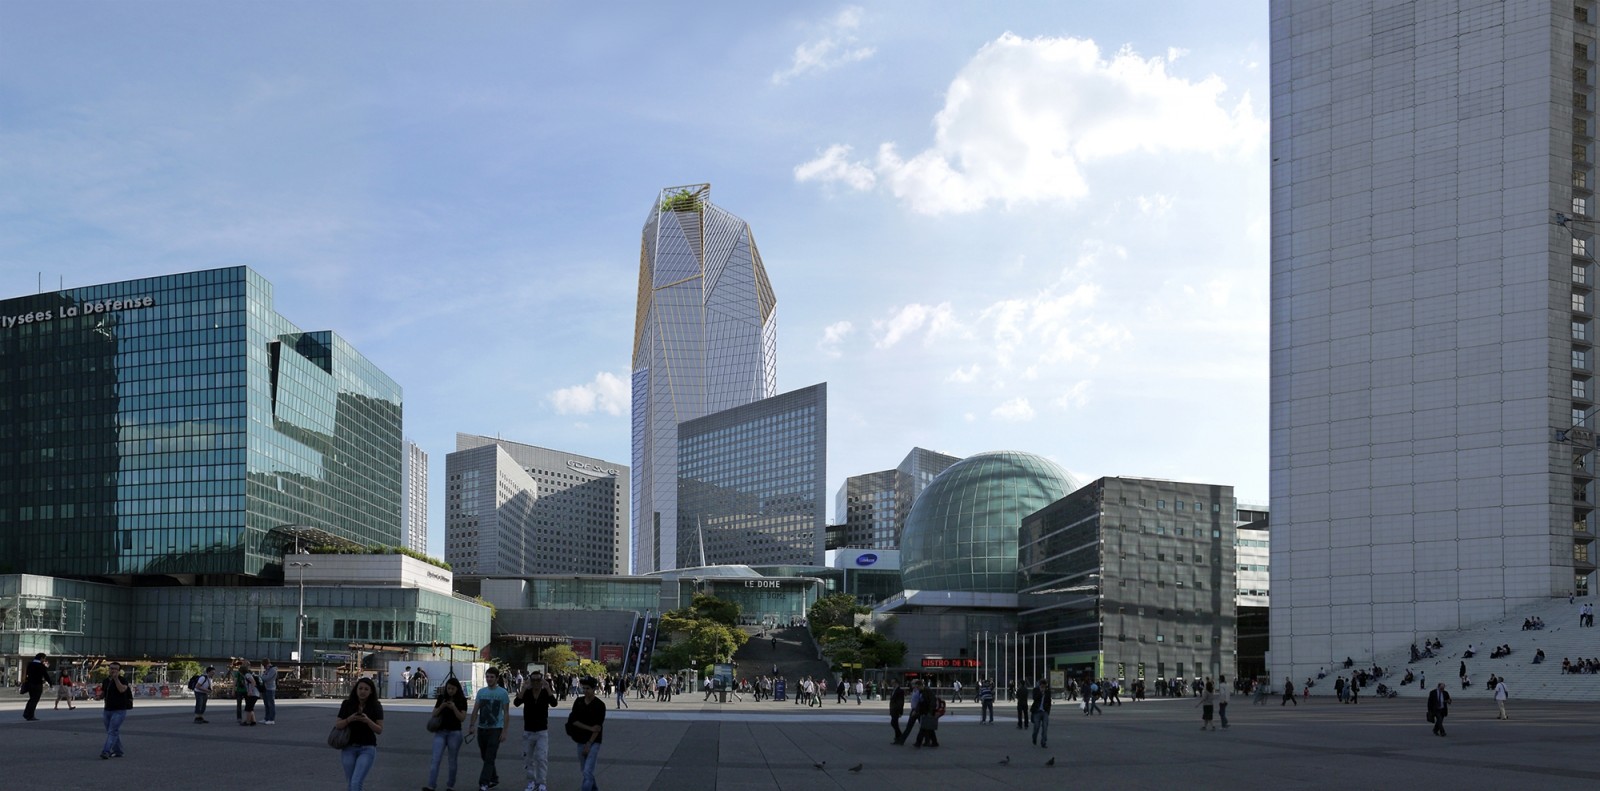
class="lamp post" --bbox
[290,561,313,664]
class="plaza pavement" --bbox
[2,691,1598,790]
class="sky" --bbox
[0,1,1272,560]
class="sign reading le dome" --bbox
[854,553,879,567]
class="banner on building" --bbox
[569,638,594,659]
[599,644,624,665]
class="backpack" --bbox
[934,697,947,718]
[187,674,200,691]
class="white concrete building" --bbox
[1270,1,1599,681]
[402,439,429,555]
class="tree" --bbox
[808,593,867,637]
[540,645,581,671]
[655,594,749,671]
[687,592,741,627]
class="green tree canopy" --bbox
[540,645,580,671]
[808,592,868,637]
[654,594,748,670]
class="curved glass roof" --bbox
[900,451,1080,594]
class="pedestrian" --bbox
[913,686,941,748]
[889,680,906,744]
[402,666,414,699]
[952,678,963,703]
[1030,679,1052,748]
[413,667,429,699]
[1281,677,1297,706]
[240,664,260,726]
[54,665,76,710]
[232,660,247,722]
[260,659,278,725]
[1196,680,1216,731]
[1493,677,1509,720]
[467,667,511,791]
[901,679,926,745]
[423,677,468,791]
[836,677,848,704]
[978,678,995,723]
[1217,675,1231,729]
[335,677,384,791]
[1015,679,1031,728]
[514,670,559,791]
[99,661,132,759]
[565,677,606,791]
[194,666,214,723]
[853,678,864,704]
[613,674,628,709]
[21,652,51,721]
[1427,682,1451,736]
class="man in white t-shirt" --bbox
[952,679,964,702]
[193,666,214,723]
[1493,678,1509,720]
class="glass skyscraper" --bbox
[836,447,961,549]
[677,383,827,568]
[0,266,403,581]
[631,184,777,573]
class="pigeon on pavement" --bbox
[1046,757,1056,767]
[998,756,1010,765]
[813,761,826,770]
[848,763,863,773]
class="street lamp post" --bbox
[290,561,313,664]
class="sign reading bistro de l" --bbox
[1,296,156,330]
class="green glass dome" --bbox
[900,451,1080,593]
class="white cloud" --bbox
[872,302,957,349]
[817,320,855,357]
[1054,380,1092,410]
[795,144,877,191]
[991,397,1035,422]
[794,33,1266,214]
[772,6,876,85]
[946,364,982,383]
[550,372,629,416]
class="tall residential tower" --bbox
[402,439,428,555]
[631,184,777,573]
[1270,2,1598,680]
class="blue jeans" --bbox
[101,709,127,756]
[477,728,502,788]
[1031,710,1049,746]
[576,742,601,791]
[194,691,208,717]
[341,744,377,791]
[428,730,462,789]
[262,690,276,721]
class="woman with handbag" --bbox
[424,677,469,791]
[333,677,384,791]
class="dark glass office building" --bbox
[676,383,826,567]
[0,267,403,582]
[1018,477,1238,684]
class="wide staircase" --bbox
[731,625,834,686]
[1328,596,1600,701]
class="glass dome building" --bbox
[899,451,1080,594]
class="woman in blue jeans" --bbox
[424,677,469,791]
[335,677,385,791]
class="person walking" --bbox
[231,660,247,723]
[978,678,995,723]
[1281,677,1297,706]
[334,677,384,791]
[514,670,559,791]
[99,661,132,759]
[260,659,278,725]
[240,664,260,726]
[468,667,511,791]
[1493,677,1509,720]
[1030,679,1052,748]
[21,652,51,721]
[889,680,906,744]
[193,666,214,723]
[54,665,77,710]
[565,677,606,791]
[1427,682,1451,736]
[853,678,864,704]
[1196,680,1216,731]
[1015,679,1031,729]
[913,686,941,748]
[1217,676,1231,729]
[423,677,468,791]
[952,678,963,703]
[613,674,628,709]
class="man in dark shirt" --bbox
[515,670,560,791]
[100,661,133,758]
[22,653,51,721]
[888,680,906,744]
[567,677,606,791]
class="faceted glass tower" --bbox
[631,184,777,573]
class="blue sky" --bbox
[1,1,1271,558]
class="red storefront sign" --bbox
[570,638,594,659]
[921,657,980,669]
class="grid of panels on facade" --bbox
[677,391,823,567]
[528,468,623,575]
[0,269,252,577]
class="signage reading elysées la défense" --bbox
[567,459,619,477]
[1,295,155,330]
